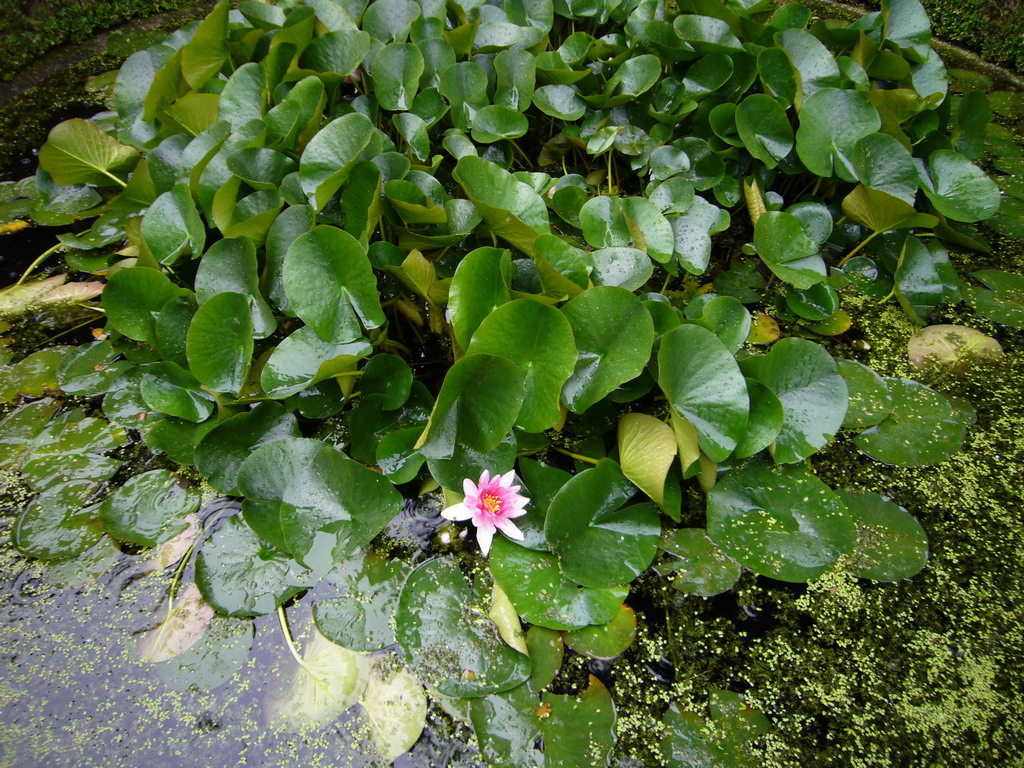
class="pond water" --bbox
[0,495,486,768]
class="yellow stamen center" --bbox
[482,494,502,515]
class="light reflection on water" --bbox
[0,494,485,768]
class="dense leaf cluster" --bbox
[0,0,1020,762]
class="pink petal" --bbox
[499,470,516,487]
[478,470,492,487]
[476,525,495,556]
[440,503,473,521]
[506,506,528,519]
[496,519,524,540]
[463,477,478,497]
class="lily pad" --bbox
[12,480,103,559]
[836,359,892,430]
[545,458,660,589]
[852,378,967,466]
[395,558,530,698]
[837,489,928,581]
[359,661,428,763]
[908,325,1003,373]
[98,468,200,547]
[563,604,636,660]
[314,554,408,652]
[740,338,848,464]
[707,459,855,583]
[658,528,742,596]
[195,515,311,617]
[489,536,626,630]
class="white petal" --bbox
[476,525,495,556]
[506,506,528,519]
[440,503,473,521]
[463,477,478,497]
[496,519,524,540]
[499,470,517,487]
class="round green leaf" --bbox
[919,149,1001,223]
[395,558,530,698]
[284,225,386,342]
[185,292,253,396]
[103,267,186,345]
[55,340,132,397]
[98,469,200,547]
[560,287,655,414]
[962,269,1024,327]
[753,210,827,289]
[489,536,626,630]
[38,118,139,187]
[261,326,371,399]
[237,439,403,573]
[373,42,425,111]
[658,324,749,462]
[658,528,742,596]
[707,460,856,583]
[671,196,731,275]
[838,489,928,581]
[194,402,300,494]
[141,183,206,265]
[415,354,524,459]
[314,554,408,652]
[836,359,892,429]
[673,15,743,54]
[563,604,636,660]
[299,112,375,210]
[545,458,660,589]
[740,338,848,463]
[195,515,310,617]
[533,84,585,120]
[852,378,967,466]
[471,105,530,143]
[540,677,617,768]
[852,133,919,205]
[735,94,794,169]
[795,88,881,182]
[140,362,216,423]
[299,28,371,79]
[466,300,576,433]
[12,481,103,559]
[733,378,784,460]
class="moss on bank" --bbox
[0,0,206,79]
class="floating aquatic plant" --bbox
[0,0,1020,762]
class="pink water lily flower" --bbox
[440,470,528,556]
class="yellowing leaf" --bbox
[360,662,428,763]
[265,628,371,729]
[136,582,214,663]
[489,583,529,655]
[618,413,677,506]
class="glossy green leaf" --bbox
[12,481,103,560]
[98,469,200,547]
[853,378,967,466]
[778,28,841,106]
[194,402,300,494]
[671,196,731,275]
[261,326,371,399]
[141,183,206,265]
[395,558,530,697]
[300,29,371,79]
[962,270,1024,327]
[180,0,229,89]
[140,362,216,423]
[838,488,928,581]
[415,354,524,459]
[299,113,375,210]
[185,292,253,396]
[735,94,794,169]
[541,676,617,768]
[836,359,891,429]
[373,43,425,111]
[238,438,403,573]
[658,528,742,596]
[563,604,636,660]
[740,338,847,464]
[918,149,1000,223]
[561,287,655,414]
[283,225,386,342]
[545,459,660,589]
[489,536,626,630]
[658,324,749,462]
[707,459,855,582]
[466,300,576,432]
[452,156,551,254]
[315,554,408,652]
[38,118,139,187]
[471,105,530,143]
[796,88,881,182]
[753,210,827,289]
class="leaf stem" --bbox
[836,230,880,268]
[16,243,64,285]
[553,446,599,464]
[277,605,309,670]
